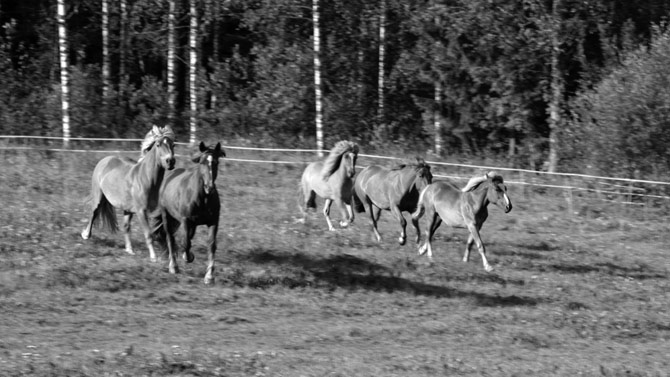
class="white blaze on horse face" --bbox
[503,191,511,209]
[207,155,214,188]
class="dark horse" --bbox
[412,172,512,272]
[81,126,176,261]
[298,140,359,230]
[352,158,432,245]
[153,142,225,284]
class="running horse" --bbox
[298,140,359,230]
[81,125,176,261]
[412,172,512,272]
[152,142,225,285]
[352,158,432,245]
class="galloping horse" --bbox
[412,172,512,272]
[153,142,225,285]
[352,158,432,245]
[81,125,176,261]
[298,140,359,230]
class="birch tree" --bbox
[377,0,386,133]
[313,0,324,156]
[57,0,70,145]
[189,0,198,144]
[546,0,563,172]
[167,0,177,126]
[101,0,110,107]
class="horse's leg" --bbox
[81,185,102,239]
[419,211,441,259]
[182,219,196,263]
[411,211,421,244]
[390,205,408,245]
[466,223,492,272]
[323,198,335,231]
[136,209,158,262]
[367,201,382,242]
[81,203,100,240]
[122,211,135,255]
[336,199,350,228]
[164,211,179,274]
[204,222,218,285]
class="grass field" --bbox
[1,147,669,376]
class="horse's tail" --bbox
[411,185,430,220]
[96,194,118,233]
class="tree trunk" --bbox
[547,0,562,173]
[434,81,442,155]
[167,0,177,127]
[57,0,70,145]
[313,0,324,156]
[120,0,127,81]
[189,0,198,144]
[101,0,110,108]
[377,0,386,133]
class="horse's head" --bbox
[343,150,358,178]
[485,172,512,213]
[413,158,433,192]
[322,140,359,180]
[192,141,225,194]
[157,136,176,170]
[143,125,176,170]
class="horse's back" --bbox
[91,155,134,207]
[427,181,466,226]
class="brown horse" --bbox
[352,158,432,245]
[298,140,359,230]
[81,126,176,261]
[153,142,225,285]
[411,172,512,272]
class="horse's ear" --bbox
[199,141,207,152]
[215,142,225,157]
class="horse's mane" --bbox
[321,140,359,180]
[461,171,503,192]
[140,125,176,158]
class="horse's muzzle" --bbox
[166,158,176,170]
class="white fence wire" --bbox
[2,135,670,201]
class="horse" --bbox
[352,158,432,245]
[81,125,176,262]
[152,142,225,285]
[411,171,512,272]
[298,140,359,231]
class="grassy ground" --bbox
[0,148,669,376]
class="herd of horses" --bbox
[81,126,513,284]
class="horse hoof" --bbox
[184,252,195,263]
[339,221,349,228]
[398,237,406,245]
[80,231,90,240]
[485,265,494,273]
[125,249,135,255]
[204,277,214,285]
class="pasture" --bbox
[1,145,669,376]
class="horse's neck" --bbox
[135,149,165,188]
[398,168,417,192]
[468,184,490,211]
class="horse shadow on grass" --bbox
[235,249,543,307]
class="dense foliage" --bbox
[1,0,669,175]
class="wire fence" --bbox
[2,135,670,207]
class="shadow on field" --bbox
[547,261,667,280]
[234,249,541,307]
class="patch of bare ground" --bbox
[0,150,669,376]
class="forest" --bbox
[1,0,670,178]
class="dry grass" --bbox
[1,149,669,376]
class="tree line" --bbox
[1,0,670,177]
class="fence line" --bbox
[2,139,670,199]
